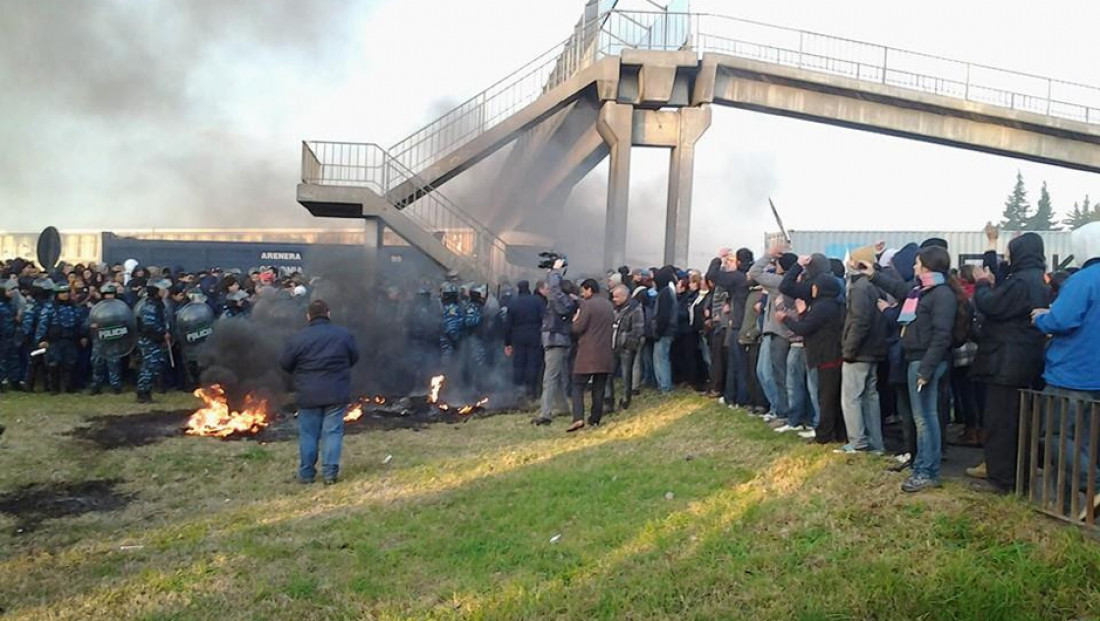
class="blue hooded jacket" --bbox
[1035,262,1100,391]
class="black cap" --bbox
[778,253,799,271]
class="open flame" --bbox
[428,375,444,403]
[185,385,270,437]
[343,404,363,422]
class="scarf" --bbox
[897,272,945,324]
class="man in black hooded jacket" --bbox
[970,231,1050,493]
[652,265,678,393]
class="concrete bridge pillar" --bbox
[664,104,711,267]
[596,101,634,271]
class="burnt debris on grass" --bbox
[0,479,135,534]
[67,400,506,450]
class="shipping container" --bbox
[766,230,1076,270]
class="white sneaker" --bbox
[895,453,911,463]
[718,397,726,405]
[762,413,778,423]
[797,430,817,439]
[774,424,804,433]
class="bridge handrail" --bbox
[601,10,1100,124]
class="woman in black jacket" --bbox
[777,273,846,444]
[862,246,963,493]
[970,232,1051,493]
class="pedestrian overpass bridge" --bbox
[299,3,1100,281]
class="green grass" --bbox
[0,390,1098,620]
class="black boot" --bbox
[111,385,122,395]
[136,391,152,404]
[86,384,102,396]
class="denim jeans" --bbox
[609,349,636,408]
[786,345,810,427]
[908,360,947,481]
[540,346,571,417]
[725,341,750,406]
[841,361,884,451]
[298,404,346,482]
[1042,386,1100,503]
[807,366,821,428]
[654,335,674,393]
[760,334,789,416]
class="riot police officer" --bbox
[0,280,18,391]
[136,279,170,403]
[439,282,465,374]
[175,289,215,391]
[86,283,133,395]
[35,283,84,394]
[20,278,52,392]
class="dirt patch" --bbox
[0,479,134,534]
[69,402,507,450]
[69,410,194,449]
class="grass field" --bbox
[0,390,1098,620]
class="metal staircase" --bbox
[300,3,1100,281]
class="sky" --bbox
[2,0,1099,269]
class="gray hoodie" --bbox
[747,255,794,340]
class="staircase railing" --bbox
[301,141,516,282]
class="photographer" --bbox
[532,257,575,426]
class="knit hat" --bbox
[778,253,799,271]
[848,245,876,269]
[920,237,948,250]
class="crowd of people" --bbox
[2,222,1099,497]
[0,258,309,402]
[489,225,1098,497]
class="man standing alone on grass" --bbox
[280,299,360,486]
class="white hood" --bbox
[1071,222,1100,267]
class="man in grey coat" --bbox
[533,258,576,425]
[748,244,799,424]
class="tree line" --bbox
[999,170,1099,231]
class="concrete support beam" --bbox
[620,49,698,108]
[596,101,634,270]
[362,217,381,286]
[664,104,711,267]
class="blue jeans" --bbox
[725,343,749,405]
[654,336,674,393]
[1042,386,1100,501]
[786,345,810,427]
[841,361,883,451]
[760,335,789,416]
[908,361,947,481]
[807,366,821,428]
[298,404,346,482]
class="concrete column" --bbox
[596,101,634,270]
[362,216,381,286]
[664,104,712,267]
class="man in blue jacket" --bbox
[280,299,360,485]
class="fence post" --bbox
[1016,391,1029,497]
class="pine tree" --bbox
[999,171,1030,230]
[1062,194,1098,230]
[1024,181,1059,230]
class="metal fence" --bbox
[301,141,516,283]
[1017,389,1100,529]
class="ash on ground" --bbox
[68,399,508,450]
[0,479,134,534]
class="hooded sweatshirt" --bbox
[781,273,843,368]
[971,232,1050,387]
[653,266,678,338]
[747,255,794,339]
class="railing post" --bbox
[798,31,804,68]
[1046,78,1052,115]
[881,46,888,84]
[965,63,970,101]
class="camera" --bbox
[537,251,568,270]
